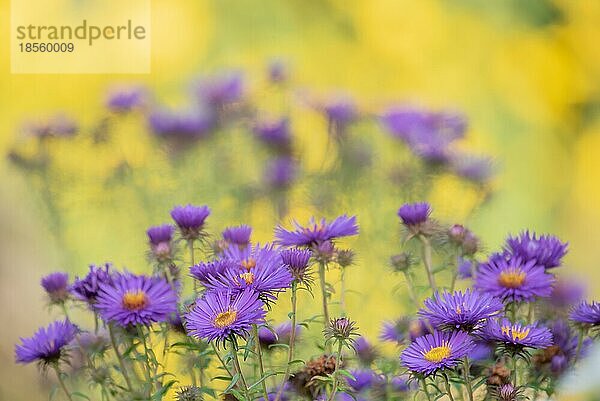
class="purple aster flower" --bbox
[207,244,292,301]
[147,224,174,246]
[482,319,553,351]
[171,204,211,240]
[504,231,568,270]
[185,289,266,346]
[105,86,146,113]
[354,336,378,366]
[401,330,475,376]
[147,224,174,261]
[275,215,358,247]
[419,289,504,332]
[495,384,521,401]
[324,317,359,346]
[398,202,431,228]
[15,320,78,366]
[190,259,235,287]
[149,108,214,141]
[281,248,313,283]
[253,118,292,152]
[570,301,600,325]
[41,272,69,304]
[222,225,252,248]
[474,254,554,302]
[95,273,178,327]
[264,157,297,190]
[197,71,244,107]
[391,375,418,392]
[71,263,114,305]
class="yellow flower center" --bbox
[423,344,452,363]
[214,310,238,328]
[122,290,148,311]
[501,325,530,341]
[241,258,256,271]
[239,272,255,285]
[498,268,526,288]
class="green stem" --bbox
[94,311,99,334]
[211,342,234,379]
[108,324,133,392]
[189,239,197,295]
[253,325,269,401]
[450,246,461,292]
[326,342,344,401]
[574,327,587,363]
[340,268,347,317]
[318,261,330,327]
[60,303,70,321]
[510,302,517,322]
[53,365,74,401]
[443,373,456,401]
[420,378,432,401]
[403,271,419,309]
[137,326,154,396]
[231,339,251,401]
[275,282,298,401]
[463,357,474,401]
[418,235,437,292]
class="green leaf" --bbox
[71,392,91,400]
[212,375,233,382]
[152,380,177,400]
[336,369,356,379]
[288,359,305,366]
[248,372,277,390]
[224,373,240,393]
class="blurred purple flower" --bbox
[106,86,146,113]
[197,71,244,107]
[41,272,69,304]
[148,108,213,140]
[253,118,293,152]
[264,157,297,190]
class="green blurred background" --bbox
[2,1,600,399]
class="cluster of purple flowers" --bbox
[14,203,598,401]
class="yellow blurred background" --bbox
[2,0,600,399]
